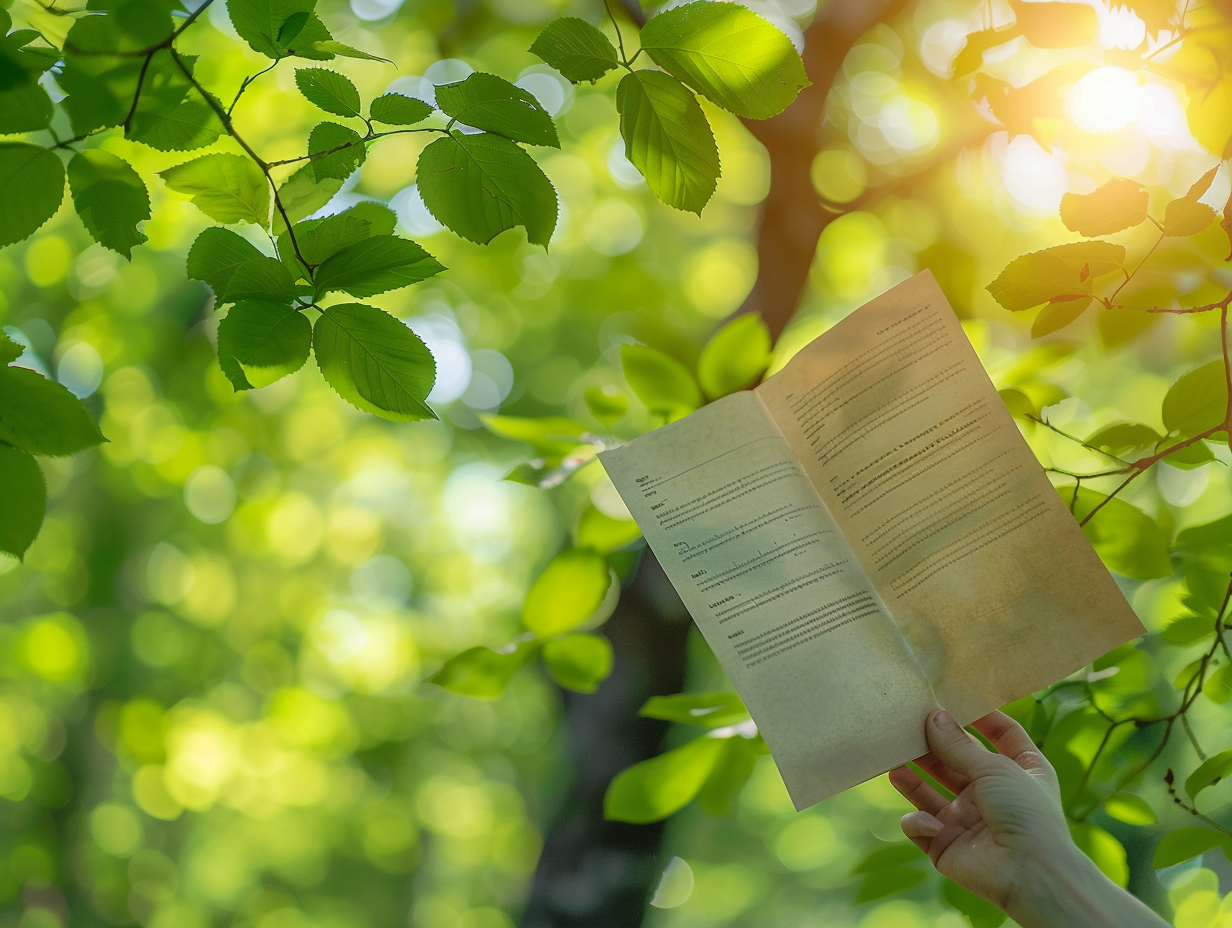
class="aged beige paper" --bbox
[599,270,1146,810]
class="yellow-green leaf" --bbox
[987,242,1124,312]
[1104,792,1157,826]
[1162,360,1227,439]
[522,549,611,637]
[1065,486,1170,579]
[697,314,771,399]
[1152,827,1231,868]
[1059,177,1148,237]
[542,634,613,693]
[428,639,540,700]
[621,343,702,419]
[1185,747,1232,800]
[604,737,726,823]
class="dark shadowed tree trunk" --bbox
[521,3,908,924]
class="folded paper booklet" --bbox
[598,270,1146,811]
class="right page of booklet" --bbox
[757,271,1147,723]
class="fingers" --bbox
[900,810,943,853]
[912,752,969,795]
[888,765,948,816]
[924,709,1001,779]
[972,710,1037,763]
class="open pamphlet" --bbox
[598,271,1146,811]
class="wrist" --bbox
[1004,846,1118,928]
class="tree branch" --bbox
[168,47,309,270]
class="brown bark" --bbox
[741,0,908,340]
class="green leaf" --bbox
[1163,166,1220,236]
[575,506,642,554]
[223,256,299,302]
[1176,513,1232,557]
[1205,664,1232,704]
[1065,486,1170,579]
[1060,177,1149,237]
[0,26,53,133]
[1085,422,1162,457]
[417,131,558,246]
[639,692,750,728]
[1103,792,1157,826]
[696,736,759,817]
[217,300,311,389]
[604,737,727,823]
[529,17,620,84]
[522,549,610,637]
[67,150,150,259]
[1161,612,1212,645]
[273,164,344,232]
[228,0,314,58]
[307,121,366,182]
[1069,822,1128,887]
[309,40,390,63]
[542,634,613,693]
[435,72,559,148]
[312,303,437,421]
[987,242,1126,312]
[313,235,444,298]
[128,94,225,152]
[1009,0,1100,48]
[0,366,105,456]
[0,81,52,134]
[853,843,926,874]
[584,384,629,427]
[428,639,540,700]
[616,69,719,214]
[295,68,362,118]
[277,11,309,44]
[0,332,22,366]
[856,866,930,903]
[1164,198,1217,236]
[620,343,703,419]
[639,0,809,120]
[481,414,593,455]
[0,445,45,561]
[1185,747,1232,800]
[941,878,1006,928]
[1162,360,1228,438]
[369,93,433,125]
[0,142,64,248]
[697,314,771,399]
[187,228,266,300]
[998,388,1035,419]
[285,201,397,267]
[160,153,270,225]
[1030,298,1091,338]
[1152,827,1231,868]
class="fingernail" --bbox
[933,709,956,731]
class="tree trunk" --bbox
[520,551,692,928]
[521,4,910,924]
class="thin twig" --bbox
[229,60,279,117]
[1027,414,1132,465]
[168,48,309,270]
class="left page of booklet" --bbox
[599,390,939,809]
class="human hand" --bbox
[888,709,1075,912]
[888,709,1170,928]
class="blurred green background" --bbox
[3,0,1232,925]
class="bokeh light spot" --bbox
[1070,66,1139,134]
[184,466,236,524]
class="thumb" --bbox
[925,709,999,779]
